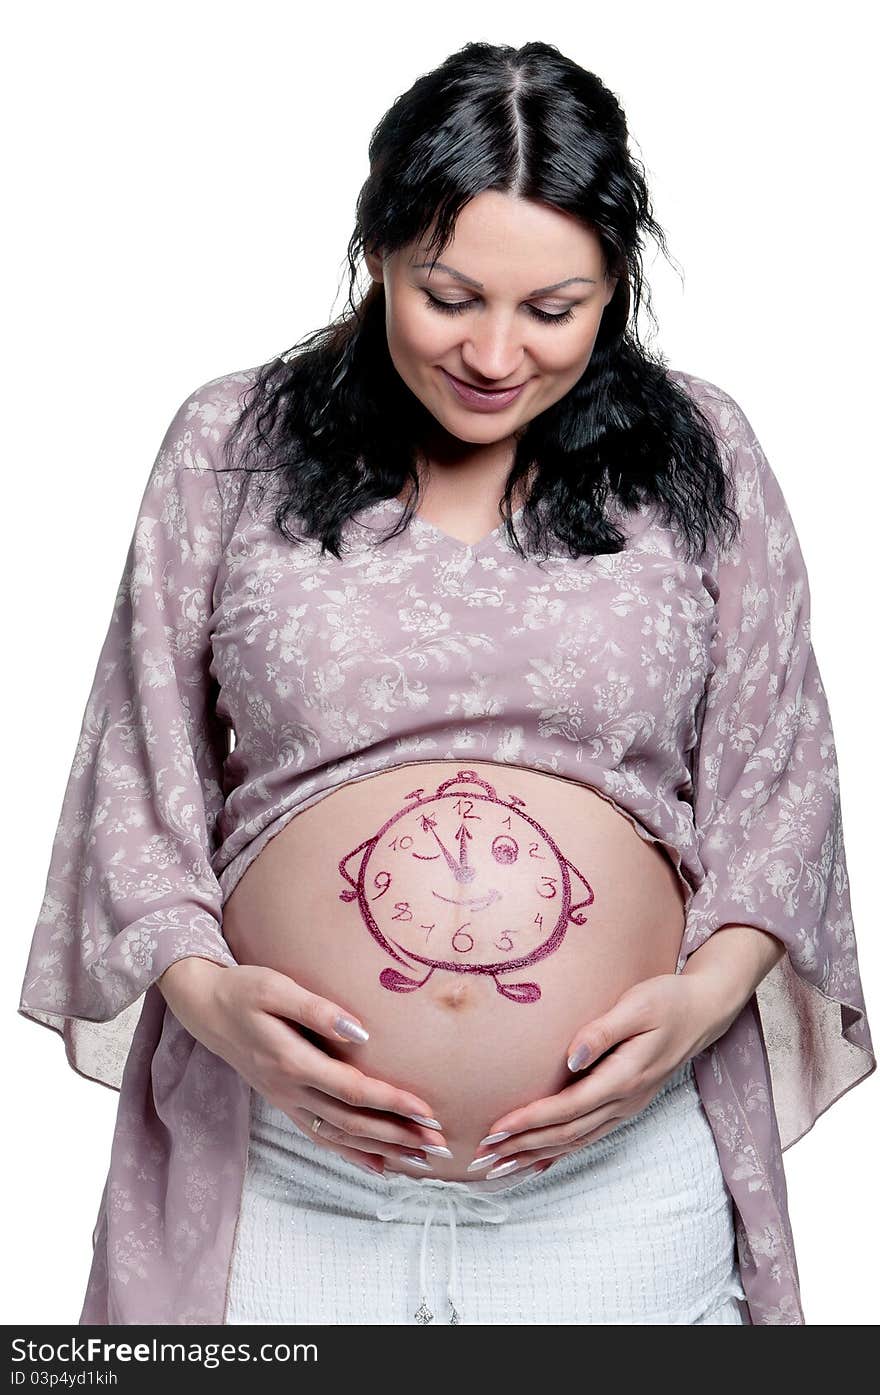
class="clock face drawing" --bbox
[338,769,595,1003]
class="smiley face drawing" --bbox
[337,769,595,1003]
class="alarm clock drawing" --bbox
[338,768,595,1003]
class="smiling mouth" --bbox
[446,370,527,393]
[431,888,501,910]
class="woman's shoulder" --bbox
[665,369,795,550]
[174,363,264,447]
[666,367,755,446]
[149,365,266,538]
[667,366,740,412]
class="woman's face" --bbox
[366,191,619,451]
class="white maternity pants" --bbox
[225,1057,748,1325]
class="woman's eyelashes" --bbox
[421,291,575,325]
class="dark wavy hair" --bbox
[221,39,740,567]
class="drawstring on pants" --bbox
[375,1179,512,1324]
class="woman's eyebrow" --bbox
[413,261,597,296]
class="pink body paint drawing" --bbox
[338,769,595,1003]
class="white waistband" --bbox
[368,1057,733,1325]
[375,1178,511,1323]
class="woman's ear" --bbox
[364,246,384,284]
[604,269,622,305]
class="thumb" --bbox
[566,1004,633,1073]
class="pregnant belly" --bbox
[221,761,689,1181]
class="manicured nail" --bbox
[485,1158,521,1179]
[466,1153,498,1172]
[422,1144,453,1158]
[517,1163,550,1180]
[401,1153,434,1171]
[405,1114,443,1130]
[478,1131,511,1147]
[567,1044,591,1071]
[334,1014,369,1043]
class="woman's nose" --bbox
[459,319,526,382]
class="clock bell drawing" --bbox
[338,768,595,1003]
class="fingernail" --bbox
[405,1114,443,1130]
[478,1131,511,1146]
[422,1144,453,1158]
[518,1162,552,1179]
[567,1044,591,1071]
[485,1158,521,1179]
[466,1153,498,1172]
[334,1014,369,1043]
[401,1153,434,1171]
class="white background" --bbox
[4,0,877,1326]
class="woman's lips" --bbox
[441,367,528,411]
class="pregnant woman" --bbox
[19,40,874,1326]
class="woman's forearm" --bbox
[157,955,229,1010]
[680,923,787,1042]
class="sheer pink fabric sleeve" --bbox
[678,383,875,1148]
[18,383,240,1091]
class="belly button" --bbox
[434,980,472,1010]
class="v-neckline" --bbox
[385,497,526,552]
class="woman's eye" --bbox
[421,291,574,325]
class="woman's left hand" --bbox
[473,971,734,1176]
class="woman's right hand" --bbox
[156,957,449,1176]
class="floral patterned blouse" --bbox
[18,363,875,1325]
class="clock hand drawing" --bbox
[338,769,595,1004]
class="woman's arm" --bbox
[680,922,786,1046]
[17,379,242,1091]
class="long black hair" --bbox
[221,39,739,566]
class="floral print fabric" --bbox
[18,365,875,1324]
